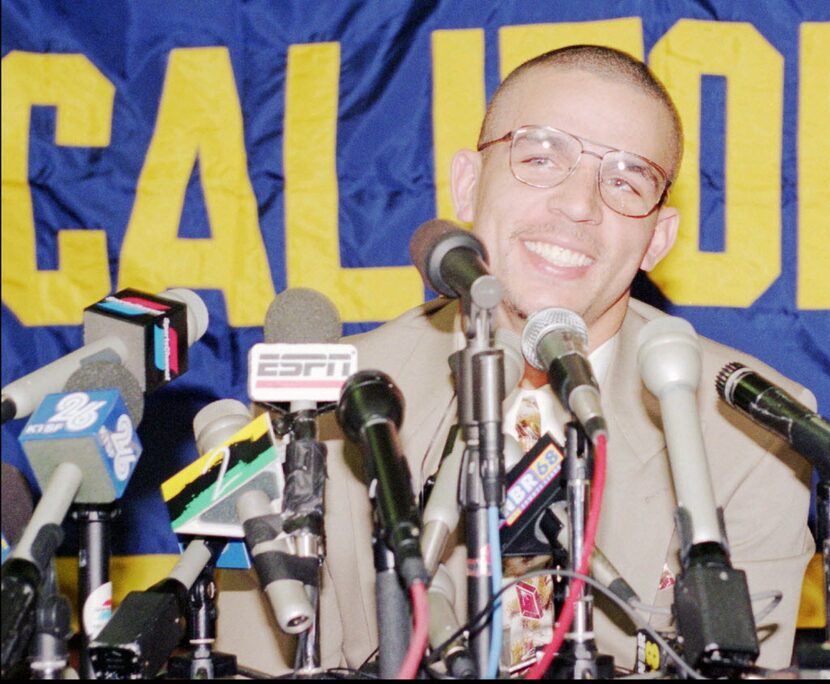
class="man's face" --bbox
[452,67,680,347]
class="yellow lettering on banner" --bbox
[119,48,274,326]
[432,29,485,222]
[1,52,112,325]
[798,23,830,310]
[498,18,644,77]
[650,20,783,306]
[284,43,421,322]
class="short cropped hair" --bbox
[479,45,684,181]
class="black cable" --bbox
[425,567,707,680]
[357,646,379,672]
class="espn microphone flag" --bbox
[161,412,283,538]
[248,343,357,403]
[18,390,142,503]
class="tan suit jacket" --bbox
[215,297,814,674]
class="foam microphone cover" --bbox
[63,360,145,425]
[409,219,488,296]
[160,288,210,346]
[1,462,34,546]
[264,288,341,344]
[192,399,251,455]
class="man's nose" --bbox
[545,155,603,224]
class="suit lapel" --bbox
[394,301,461,489]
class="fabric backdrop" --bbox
[2,0,828,618]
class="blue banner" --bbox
[2,0,828,575]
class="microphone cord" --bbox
[525,432,608,680]
[396,580,429,679]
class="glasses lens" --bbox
[599,151,666,217]
[510,128,581,188]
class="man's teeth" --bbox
[524,240,593,268]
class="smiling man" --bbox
[216,45,815,676]
[454,48,682,350]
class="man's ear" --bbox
[450,149,481,223]
[641,206,680,272]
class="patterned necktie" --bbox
[515,394,542,454]
[502,393,555,674]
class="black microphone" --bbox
[88,538,226,679]
[335,370,428,588]
[716,362,830,479]
[409,219,502,310]
[521,307,607,443]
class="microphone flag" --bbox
[19,390,142,503]
[83,288,190,392]
[161,412,283,538]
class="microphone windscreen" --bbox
[521,307,588,370]
[264,288,341,344]
[63,360,145,425]
[161,288,210,345]
[715,361,746,405]
[636,315,701,396]
[1,461,34,545]
[192,399,251,455]
[409,219,459,283]
[409,219,488,295]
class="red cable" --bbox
[396,579,430,679]
[524,433,608,680]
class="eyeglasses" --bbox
[477,125,671,218]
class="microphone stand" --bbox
[282,406,327,677]
[166,563,237,679]
[546,421,613,679]
[453,288,503,677]
[28,562,72,680]
[818,481,830,643]
[72,501,118,679]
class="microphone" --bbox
[409,219,502,310]
[264,287,342,346]
[521,307,607,444]
[19,361,144,506]
[255,288,349,539]
[161,400,282,539]
[2,364,144,677]
[235,490,316,635]
[420,328,523,575]
[637,317,722,550]
[716,362,830,478]
[162,399,317,634]
[249,287,354,408]
[1,462,34,548]
[335,370,428,588]
[1,287,208,424]
[638,316,759,673]
[91,399,282,679]
[88,537,226,679]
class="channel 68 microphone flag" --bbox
[2,1,828,628]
